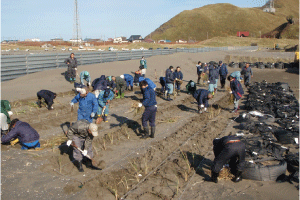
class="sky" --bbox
[1,0,267,41]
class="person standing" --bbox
[165,66,175,101]
[112,75,127,99]
[65,53,78,82]
[208,65,217,95]
[202,63,209,85]
[124,74,134,91]
[70,87,98,123]
[228,75,244,113]
[211,136,246,183]
[196,61,203,84]
[219,61,228,89]
[1,100,13,135]
[138,80,157,139]
[80,71,91,86]
[173,66,183,95]
[214,62,221,92]
[37,90,57,110]
[192,89,213,113]
[66,119,99,172]
[241,63,253,87]
[97,87,114,122]
[159,76,167,95]
[134,69,142,86]
[140,56,147,77]
[1,119,40,150]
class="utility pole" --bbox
[73,0,82,46]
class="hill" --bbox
[145,0,299,41]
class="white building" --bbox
[113,37,128,43]
[25,38,40,42]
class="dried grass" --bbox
[158,116,180,123]
[205,166,234,180]
[41,135,67,149]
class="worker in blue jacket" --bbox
[165,66,175,101]
[193,89,213,113]
[173,66,183,95]
[208,66,217,94]
[37,90,57,110]
[211,135,246,183]
[196,61,203,84]
[80,71,91,86]
[214,63,220,91]
[138,80,157,139]
[92,75,107,98]
[228,75,244,113]
[124,74,134,91]
[139,77,156,91]
[219,61,228,89]
[241,63,253,87]
[97,88,114,122]
[1,119,40,150]
[70,87,98,123]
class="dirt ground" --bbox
[1,49,299,200]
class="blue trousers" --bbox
[78,112,93,123]
[21,140,40,150]
[214,79,218,89]
[208,84,214,93]
[167,83,173,94]
[142,105,157,127]
[126,79,133,87]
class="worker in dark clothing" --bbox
[92,75,107,98]
[64,53,78,82]
[208,65,217,94]
[241,63,253,87]
[165,66,175,101]
[138,80,157,139]
[196,61,203,84]
[37,90,57,110]
[211,135,246,183]
[66,119,99,172]
[228,75,244,113]
[134,69,142,86]
[202,63,209,85]
[112,75,127,99]
[214,63,220,92]
[2,119,40,150]
[219,61,228,89]
[186,80,197,94]
[1,100,13,135]
[159,77,167,95]
[124,74,134,91]
[173,66,183,95]
[193,89,213,113]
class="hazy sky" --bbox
[1,0,266,41]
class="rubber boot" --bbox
[233,171,243,182]
[164,90,168,98]
[130,86,133,91]
[85,158,101,170]
[211,171,219,183]
[121,93,125,98]
[150,126,155,138]
[177,89,180,96]
[167,94,173,101]
[75,160,84,172]
[141,127,149,139]
[37,100,42,108]
[103,114,108,122]
[115,93,121,99]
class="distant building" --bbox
[25,38,40,42]
[2,39,19,44]
[158,40,171,43]
[176,39,187,44]
[113,37,128,43]
[144,38,154,43]
[50,38,64,42]
[263,7,276,13]
[236,31,249,37]
[107,38,114,42]
[70,38,82,43]
[128,35,143,43]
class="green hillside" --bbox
[146,0,299,41]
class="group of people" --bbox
[1,54,252,182]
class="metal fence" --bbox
[1,46,258,81]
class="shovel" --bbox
[71,143,103,170]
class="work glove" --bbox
[70,102,74,106]
[7,111,13,117]
[66,140,72,147]
[204,107,208,112]
[155,105,157,108]
[229,91,232,94]
[75,68,77,71]
[88,82,91,86]
[200,104,204,108]
[82,150,88,156]
[91,112,95,118]
[138,103,142,108]
[207,81,210,83]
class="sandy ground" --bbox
[1,49,299,199]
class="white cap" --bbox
[76,88,86,94]
[89,123,98,136]
[120,75,124,79]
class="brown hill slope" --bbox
[146,0,299,41]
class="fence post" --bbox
[25,54,29,74]
[56,53,58,68]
